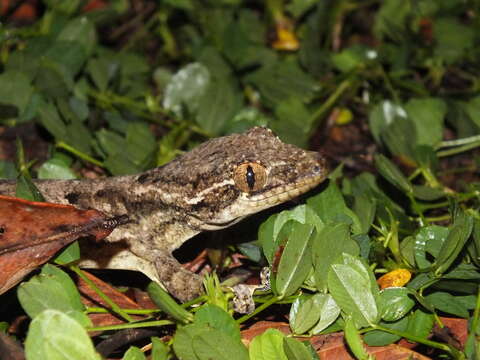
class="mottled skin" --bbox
[0,127,328,301]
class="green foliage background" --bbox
[1,0,480,359]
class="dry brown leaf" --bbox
[0,195,121,294]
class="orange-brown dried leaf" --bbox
[377,269,412,289]
[77,271,148,328]
[241,321,430,359]
[0,195,115,294]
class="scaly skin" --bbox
[0,127,328,301]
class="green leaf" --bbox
[310,295,341,334]
[249,328,288,360]
[37,101,67,140]
[414,225,449,270]
[275,222,316,297]
[151,337,170,360]
[283,337,319,360]
[344,316,370,360]
[163,63,211,117]
[196,75,241,135]
[123,346,146,360]
[25,310,101,360]
[464,96,480,128]
[54,241,81,265]
[191,328,249,360]
[331,45,375,73]
[327,254,379,328]
[406,309,434,339]
[272,98,312,147]
[126,122,156,167]
[312,223,360,292]
[58,17,97,57]
[173,324,206,360]
[18,265,84,319]
[433,17,475,64]
[0,71,34,116]
[307,182,362,232]
[374,154,412,194]
[379,287,415,321]
[259,205,323,266]
[368,100,407,144]
[245,60,318,107]
[405,98,446,147]
[364,317,409,346]
[194,305,241,342]
[434,212,474,275]
[37,158,77,180]
[425,292,470,318]
[289,294,315,334]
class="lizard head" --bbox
[137,127,328,230]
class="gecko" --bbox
[0,127,328,301]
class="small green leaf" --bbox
[194,305,241,342]
[405,98,446,147]
[275,222,316,297]
[289,294,324,334]
[310,295,341,334]
[364,317,409,346]
[434,212,474,275]
[196,75,241,135]
[37,158,77,180]
[25,310,101,359]
[374,154,412,194]
[37,101,67,141]
[344,316,370,360]
[327,254,379,328]
[151,337,170,360]
[191,328,249,360]
[283,337,319,360]
[18,265,84,319]
[414,225,449,270]
[245,60,318,107]
[0,70,34,116]
[312,223,359,292]
[406,309,434,339]
[54,241,81,265]
[58,17,97,57]
[163,63,211,117]
[123,346,146,360]
[425,292,470,318]
[249,328,288,360]
[379,287,415,321]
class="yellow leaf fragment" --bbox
[377,269,412,289]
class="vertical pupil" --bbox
[246,165,256,190]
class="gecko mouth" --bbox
[195,172,327,230]
[240,172,327,208]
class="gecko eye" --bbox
[234,162,267,193]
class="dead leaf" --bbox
[241,321,431,359]
[0,195,125,294]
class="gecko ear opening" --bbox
[233,162,267,193]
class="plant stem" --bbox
[86,307,161,315]
[56,141,104,167]
[436,135,480,149]
[87,320,174,332]
[308,77,354,134]
[437,140,480,157]
[69,265,133,323]
[371,324,464,359]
